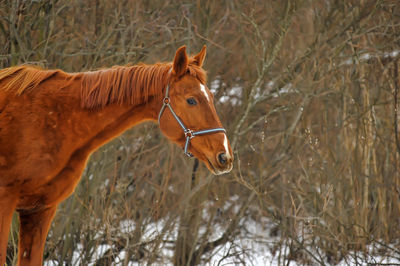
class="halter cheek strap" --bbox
[158,84,226,157]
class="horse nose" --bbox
[217,152,228,166]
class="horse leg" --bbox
[0,196,17,266]
[17,205,57,266]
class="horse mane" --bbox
[0,60,207,109]
[80,63,171,109]
[0,65,61,95]
[81,60,207,109]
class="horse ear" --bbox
[192,45,207,67]
[173,46,188,77]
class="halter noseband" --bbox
[158,84,226,157]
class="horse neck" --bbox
[76,99,160,151]
[67,67,167,150]
[78,63,169,120]
[80,64,170,109]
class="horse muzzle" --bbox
[206,151,233,175]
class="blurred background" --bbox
[1,0,400,265]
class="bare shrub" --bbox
[1,0,399,265]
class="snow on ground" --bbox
[44,196,400,265]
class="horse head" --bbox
[158,46,233,175]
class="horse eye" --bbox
[186,97,197,106]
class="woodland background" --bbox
[1,0,400,265]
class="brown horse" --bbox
[0,46,233,265]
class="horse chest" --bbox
[17,153,90,210]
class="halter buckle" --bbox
[185,129,194,139]
[163,97,170,104]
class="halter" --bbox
[158,84,226,157]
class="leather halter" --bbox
[158,84,226,157]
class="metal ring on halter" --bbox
[158,84,226,157]
[184,129,194,139]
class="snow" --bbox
[340,50,400,66]
[44,196,400,265]
[219,85,243,106]
[119,219,136,234]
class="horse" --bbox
[0,45,233,265]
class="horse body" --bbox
[0,46,233,265]
[0,69,161,266]
[0,70,151,197]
